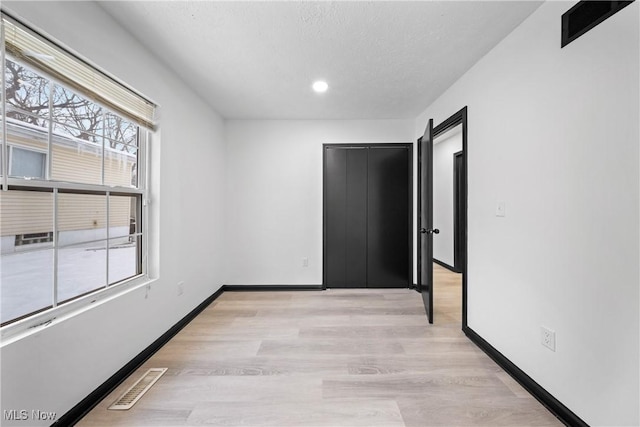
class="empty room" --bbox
[0,1,638,426]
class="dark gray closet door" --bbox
[367,146,411,288]
[324,147,368,287]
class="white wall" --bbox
[0,2,227,425]
[415,2,639,425]
[433,126,462,267]
[225,120,414,285]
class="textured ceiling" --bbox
[99,1,542,120]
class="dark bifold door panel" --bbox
[345,149,369,287]
[418,120,434,323]
[367,146,411,288]
[324,144,411,288]
[324,147,368,287]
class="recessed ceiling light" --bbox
[312,80,328,93]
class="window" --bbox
[1,13,156,327]
[15,231,53,246]
[9,145,46,178]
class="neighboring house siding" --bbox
[0,192,131,237]
[8,131,134,187]
[52,147,103,185]
[0,190,53,236]
[1,126,134,241]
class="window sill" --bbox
[0,275,157,347]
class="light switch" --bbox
[496,201,506,217]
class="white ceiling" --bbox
[99,1,542,120]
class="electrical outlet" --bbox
[302,257,309,267]
[177,281,184,296]
[496,201,506,217]
[541,326,555,351]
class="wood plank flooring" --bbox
[79,266,562,426]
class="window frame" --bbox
[0,13,154,340]
[0,134,151,338]
[0,132,150,327]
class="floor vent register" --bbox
[108,368,168,410]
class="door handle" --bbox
[420,228,439,234]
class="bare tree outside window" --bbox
[4,58,137,150]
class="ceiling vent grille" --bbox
[561,1,635,47]
[108,368,167,410]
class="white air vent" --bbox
[108,368,167,410]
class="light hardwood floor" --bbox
[79,266,562,426]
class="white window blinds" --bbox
[2,13,156,129]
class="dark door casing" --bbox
[453,150,465,273]
[323,144,412,288]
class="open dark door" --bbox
[418,119,436,323]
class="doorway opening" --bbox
[432,124,465,325]
[432,126,463,273]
